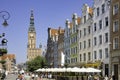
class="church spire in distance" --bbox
[28,10,35,32]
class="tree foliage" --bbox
[0,60,6,70]
[26,56,47,72]
[0,48,7,56]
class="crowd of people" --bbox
[16,72,52,80]
[16,72,38,80]
[87,74,114,80]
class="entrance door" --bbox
[105,64,109,76]
[114,64,118,80]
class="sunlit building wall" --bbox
[78,4,93,67]
[92,0,110,76]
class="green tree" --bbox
[0,48,7,56]
[0,60,6,70]
[26,56,47,72]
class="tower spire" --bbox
[29,10,35,32]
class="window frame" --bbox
[113,20,119,32]
[113,3,119,15]
[113,37,119,49]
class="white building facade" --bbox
[93,0,110,76]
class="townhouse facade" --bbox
[64,19,71,65]
[46,0,120,78]
[64,13,80,67]
[78,4,93,67]
[110,0,120,79]
[46,28,64,67]
[0,54,16,73]
[92,0,111,76]
[46,28,57,67]
[69,13,80,67]
[58,27,64,67]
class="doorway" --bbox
[114,64,118,80]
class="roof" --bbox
[50,29,58,36]
[50,28,64,36]
[2,54,15,60]
[89,7,93,16]
[77,17,81,25]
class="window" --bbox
[84,41,86,49]
[94,23,97,31]
[88,26,91,34]
[99,35,102,44]
[105,33,108,43]
[113,37,119,49]
[75,47,77,54]
[113,20,119,32]
[73,27,75,33]
[79,42,82,50]
[105,48,108,58]
[80,54,82,61]
[88,39,91,47]
[80,30,82,38]
[113,3,119,15]
[94,51,97,59]
[99,49,102,59]
[84,28,86,36]
[99,20,102,29]
[88,52,91,61]
[102,4,105,14]
[84,16,86,23]
[105,17,108,27]
[94,37,97,46]
[84,53,86,61]
[97,7,99,16]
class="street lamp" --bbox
[0,11,10,56]
[0,11,10,27]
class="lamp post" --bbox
[0,11,10,74]
[0,11,10,27]
[0,11,10,53]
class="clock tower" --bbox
[28,10,36,49]
[27,10,42,61]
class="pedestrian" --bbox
[1,72,6,80]
[31,73,35,80]
[16,74,21,80]
[109,75,113,80]
[88,74,92,80]
[81,75,84,80]
[35,73,38,80]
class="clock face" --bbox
[30,34,33,37]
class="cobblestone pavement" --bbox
[42,78,56,80]
[5,74,18,80]
[4,74,56,80]
[5,74,55,80]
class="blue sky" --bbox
[0,0,93,64]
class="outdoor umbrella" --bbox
[86,67,101,72]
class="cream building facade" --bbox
[0,54,16,73]
[78,4,93,67]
